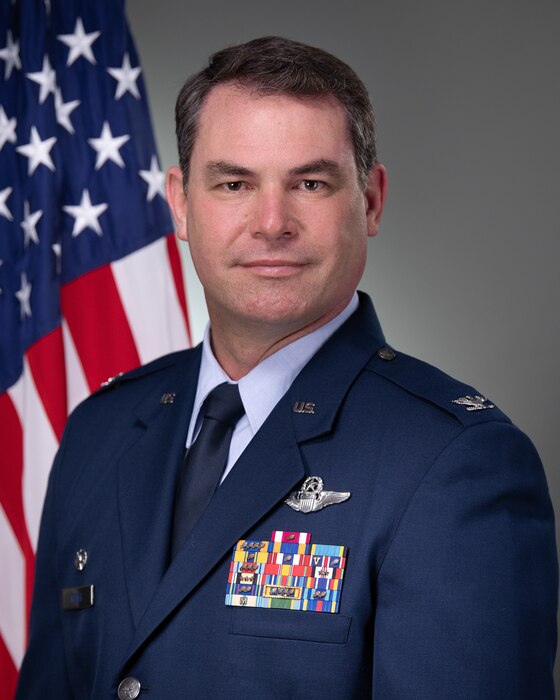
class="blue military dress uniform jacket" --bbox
[16,294,557,698]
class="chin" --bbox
[242,298,331,332]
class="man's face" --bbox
[167,83,386,339]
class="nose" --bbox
[252,188,296,240]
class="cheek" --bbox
[323,219,368,282]
[184,223,219,282]
[186,210,222,257]
[323,209,368,256]
[188,195,246,245]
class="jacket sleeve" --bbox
[15,431,74,699]
[372,421,558,699]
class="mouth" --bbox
[240,260,309,277]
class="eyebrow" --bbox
[206,161,255,178]
[288,159,343,179]
[205,158,344,180]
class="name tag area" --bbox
[61,585,95,611]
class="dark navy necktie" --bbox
[171,382,245,559]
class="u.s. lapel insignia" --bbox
[452,395,495,411]
[292,401,316,414]
[225,531,347,613]
[285,476,350,513]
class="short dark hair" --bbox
[175,36,377,188]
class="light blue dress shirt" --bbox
[187,292,359,482]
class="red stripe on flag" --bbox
[26,327,67,442]
[0,394,32,561]
[61,265,141,391]
[0,392,35,622]
[165,234,192,346]
[0,634,18,700]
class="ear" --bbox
[166,166,188,241]
[363,163,388,238]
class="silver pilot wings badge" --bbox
[285,476,351,514]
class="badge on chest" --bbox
[225,531,347,613]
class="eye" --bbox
[224,181,244,192]
[300,180,324,192]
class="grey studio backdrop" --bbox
[127,0,560,686]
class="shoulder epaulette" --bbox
[367,345,510,428]
[92,349,193,396]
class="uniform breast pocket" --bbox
[230,607,351,644]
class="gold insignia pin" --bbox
[160,393,176,404]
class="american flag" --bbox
[0,1,191,695]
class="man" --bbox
[17,36,557,699]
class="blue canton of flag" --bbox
[0,0,176,393]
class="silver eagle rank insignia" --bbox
[452,395,495,411]
[285,476,350,514]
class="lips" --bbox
[240,260,308,277]
[242,259,305,267]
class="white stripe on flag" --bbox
[112,238,190,365]
[62,319,90,414]
[181,245,207,345]
[0,504,26,669]
[8,365,58,552]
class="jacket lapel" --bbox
[117,349,201,627]
[289,293,385,444]
[122,294,386,662]
[125,390,305,660]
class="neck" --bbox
[208,300,352,380]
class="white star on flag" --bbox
[52,242,62,274]
[57,17,100,66]
[0,30,21,79]
[15,272,32,319]
[139,155,166,202]
[107,53,142,100]
[0,106,17,151]
[63,189,108,236]
[88,121,130,170]
[0,186,13,221]
[21,201,43,247]
[54,88,80,134]
[16,126,57,175]
[26,55,57,104]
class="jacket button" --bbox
[118,677,141,700]
[377,346,396,361]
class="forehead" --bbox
[191,83,355,168]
